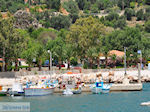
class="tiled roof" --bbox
[109,50,125,57]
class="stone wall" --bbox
[0,72,16,78]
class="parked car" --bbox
[56,64,65,67]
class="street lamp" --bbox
[48,50,52,71]
[124,47,127,76]
[137,50,142,83]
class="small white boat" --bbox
[91,82,112,94]
[63,88,73,95]
[141,101,150,106]
[8,83,24,96]
[72,87,82,94]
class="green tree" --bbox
[46,15,71,30]
[136,9,144,21]
[0,16,27,71]
[96,0,112,10]
[36,43,47,71]
[67,16,107,67]
[46,0,60,11]
[145,20,150,33]
[76,0,87,10]
[21,39,38,71]
[63,44,74,69]
[63,0,79,14]
[144,12,150,21]
[47,37,65,70]
[91,4,99,13]
[145,0,150,5]
[103,27,144,66]
[124,8,135,20]
[114,18,126,29]
[105,12,119,21]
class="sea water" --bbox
[0,83,150,112]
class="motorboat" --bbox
[8,83,24,96]
[24,87,54,96]
[63,88,73,95]
[24,80,55,96]
[91,81,112,94]
[71,84,82,94]
[141,101,150,106]
[0,86,7,96]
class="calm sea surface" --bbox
[0,83,150,112]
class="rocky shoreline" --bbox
[0,70,149,88]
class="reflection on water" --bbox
[0,83,150,112]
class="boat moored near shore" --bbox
[24,87,54,96]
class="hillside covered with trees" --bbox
[0,0,150,71]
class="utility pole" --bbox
[140,51,142,69]
[48,50,52,71]
[137,50,142,83]
[138,63,141,83]
[124,47,127,76]
[2,47,5,72]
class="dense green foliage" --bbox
[45,15,71,30]
[145,20,150,33]
[0,0,150,71]
[0,0,25,13]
